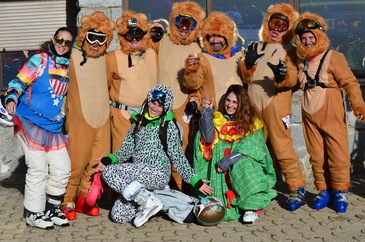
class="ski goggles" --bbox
[296,19,324,34]
[122,29,147,42]
[268,14,289,32]
[86,30,108,45]
[151,90,166,104]
[174,14,197,30]
[54,37,73,48]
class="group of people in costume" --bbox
[2,1,365,230]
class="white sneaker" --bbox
[47,207,70,227]
[25,210,54,230]
[243,211,259,224]
[133,188,163,228]
[0,98,14,127]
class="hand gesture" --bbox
[186,53,200,66]
[198,180,214,196]
[93,158,106,173]
[6,101,17,116]
[267,58,287,83]
[245,42,265,70]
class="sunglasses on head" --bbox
[296,19,324,34]
[54,37,73,48]
[151,90,166,104]
[86,31,108,45]
[174,14,197,30]
[121,29,147,42]
[268,15,289,32]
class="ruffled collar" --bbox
[213,111,263,142]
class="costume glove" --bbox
[217,151,244,172]
[267,59,287,83]
[245,42,265,70]
[201,106,215,144]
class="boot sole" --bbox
[26,222,54,230]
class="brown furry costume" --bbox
[183,11,244,108]
[153,1,205,191]
[63,11,115,211]
[106,10,157,152]
[296,12,365,192]
[240,3,306,192]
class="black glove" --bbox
[245,42,265,70]
[217,152,244,172]
[101,156,112,166]
[267,59,287,83]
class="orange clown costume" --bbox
[106,10,157,152]
[62,12,115,220]
[183,11,244,108]
[295,12,365,213]
[152,1,206,191]
[240,3,306,210]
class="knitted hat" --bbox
[147,84,174,113]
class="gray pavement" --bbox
[1,169,365,242]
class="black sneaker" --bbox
[47,207,70,227]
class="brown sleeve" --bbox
[183,54,209,90]
[330,51,365,111]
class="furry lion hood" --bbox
[116,10,151,54]
[200,11,238,55]
[168,1,206,45]
[295,12,330,59]
[76,11,115,57]
[259,3,299,44]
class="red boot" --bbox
[61,202,77,221]
[76,197,100,216]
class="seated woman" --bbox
[93,84,213,228]
[193,84,277,224]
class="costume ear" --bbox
[81,16,90,25]
[138,13,148,22]
[108,19,115,30]
[171,2,180,12]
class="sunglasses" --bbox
[151,90,166,104]
[296,19,324,34]
[121,29,147,42]
[86,31,108,45]
[174,14,197,30]
[54,37,73,48]
[268,17,289,32]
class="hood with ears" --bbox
[147,84,174,113]
[259,3,299,44]
[200,11,238,55]
[168,1,206,45]
[116,10,151,54]
[296,12,330,59]
[76,11,115,57]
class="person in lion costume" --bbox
[61,11,115,220]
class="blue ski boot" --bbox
[287,187,306,211]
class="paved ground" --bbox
[1,167,365,242]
